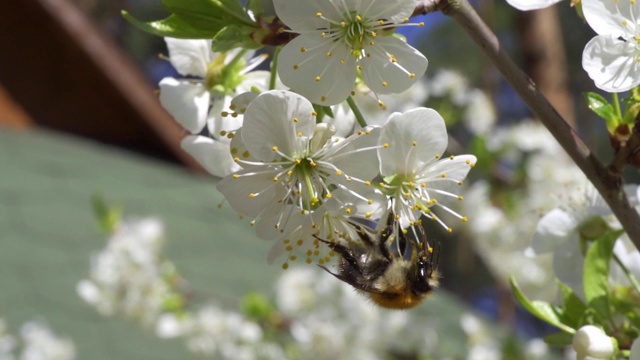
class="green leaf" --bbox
[543,331,574,347]
[211,25,261,52]
[584,92,619,131]
[557,279,587,328]
[122,12,219,39]
[583,230,622,322]
[161,0,255,28]
[509,276,575,334]
[91,194,122,234]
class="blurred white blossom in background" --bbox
[0,317,75,360]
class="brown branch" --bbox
[434,0,640,248]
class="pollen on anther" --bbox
[409,73,416,79]
[367,199,373,205]
[418,22,425,27]
[365,180,371,186]
[311,111,317,116]
[345,208,352,214]
[315,76,321,82]
[365,129,371,135]
[316,12,322,17]
[447,228,453,233]
[326,51,332,56]
[293,117,299,122]
[233,157,240,162]
[297,131,303,137]
[458,196,464,201]
[273,176,278,182]
[336,170,343,176]
[365,211,372,218]
[462,216,468,222]
[435,153,440,159]
[341,21,346,27]
[383,143,389,148]
[382,81,388,87]
[250,220,255,226]
[412,141,417,146]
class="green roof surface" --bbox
[0,128,281,359]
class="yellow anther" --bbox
[447,228,453,233]
[365,180,371,186]
[371,31,377,37]
[242,151,250,158]
[233,174,239,179]
[341,21,346,27]
[297,131,303,137]
[221,111,229,117]
[367,199,373,204]
[418,22,424,27]
[325,193,332,199]
[250,220,255,226]
[300,47,306,53]
[369,41,375,45]
[321,32,326,38]
[272,146,278,151]
[231,148,238,155]
[315,76,321,82]
[409,73,416,79]
[462,216,468,222]
[382,81,388,87]
[233,157,240,162]
[293,117,299,122]
[310,160,317,166]
[365,211,372,218]
[458,196,464,201]
[290,255,297,261]
[321,96,327,102]
[412,141,417,146]
[282,262,289,270]
[311,111,317,116]
[356,15,362,21]
[249,193,256,198]
[306,258,312,264]
[345,208,352,214]
[336,170,343,176]
[316,12,322,17]
[293,65,299,70]
[326,51,332,56]
[383,143,389,148]
[435,153,440,159]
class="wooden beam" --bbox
[0,0,203,170]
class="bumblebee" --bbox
[317,214,440,310]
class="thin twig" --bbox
[432,0,640,248]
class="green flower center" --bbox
[205,52,247,95]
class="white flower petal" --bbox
[241,90,316,160]
[530,208,577,254]
[378,108,448,176]
[582,0,639,37]
[164,38,212,77]
[181,135,240,178]
[416,154,477,192]
[582,35,640,93]
[278,34,357,105]
[329,127,381,182]
[359,36,428,95]
[217,166,284,217]
[506,0,563,11]
[159,78,209,134]
[553,239,584,298]
[272,0,342,32]
[357,0,416,22]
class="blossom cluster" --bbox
[507,0,640,93]
[157,0,477,269]
[0,317,76,360]
[76,217,552,359]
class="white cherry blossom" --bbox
[377,108,476,231]
[582,0,640,92]
[273,0,428,105]
[217,90,381,240]
[159,38,271,177]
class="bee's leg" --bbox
[313,235,360,269]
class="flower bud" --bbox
[572,325,614,360]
